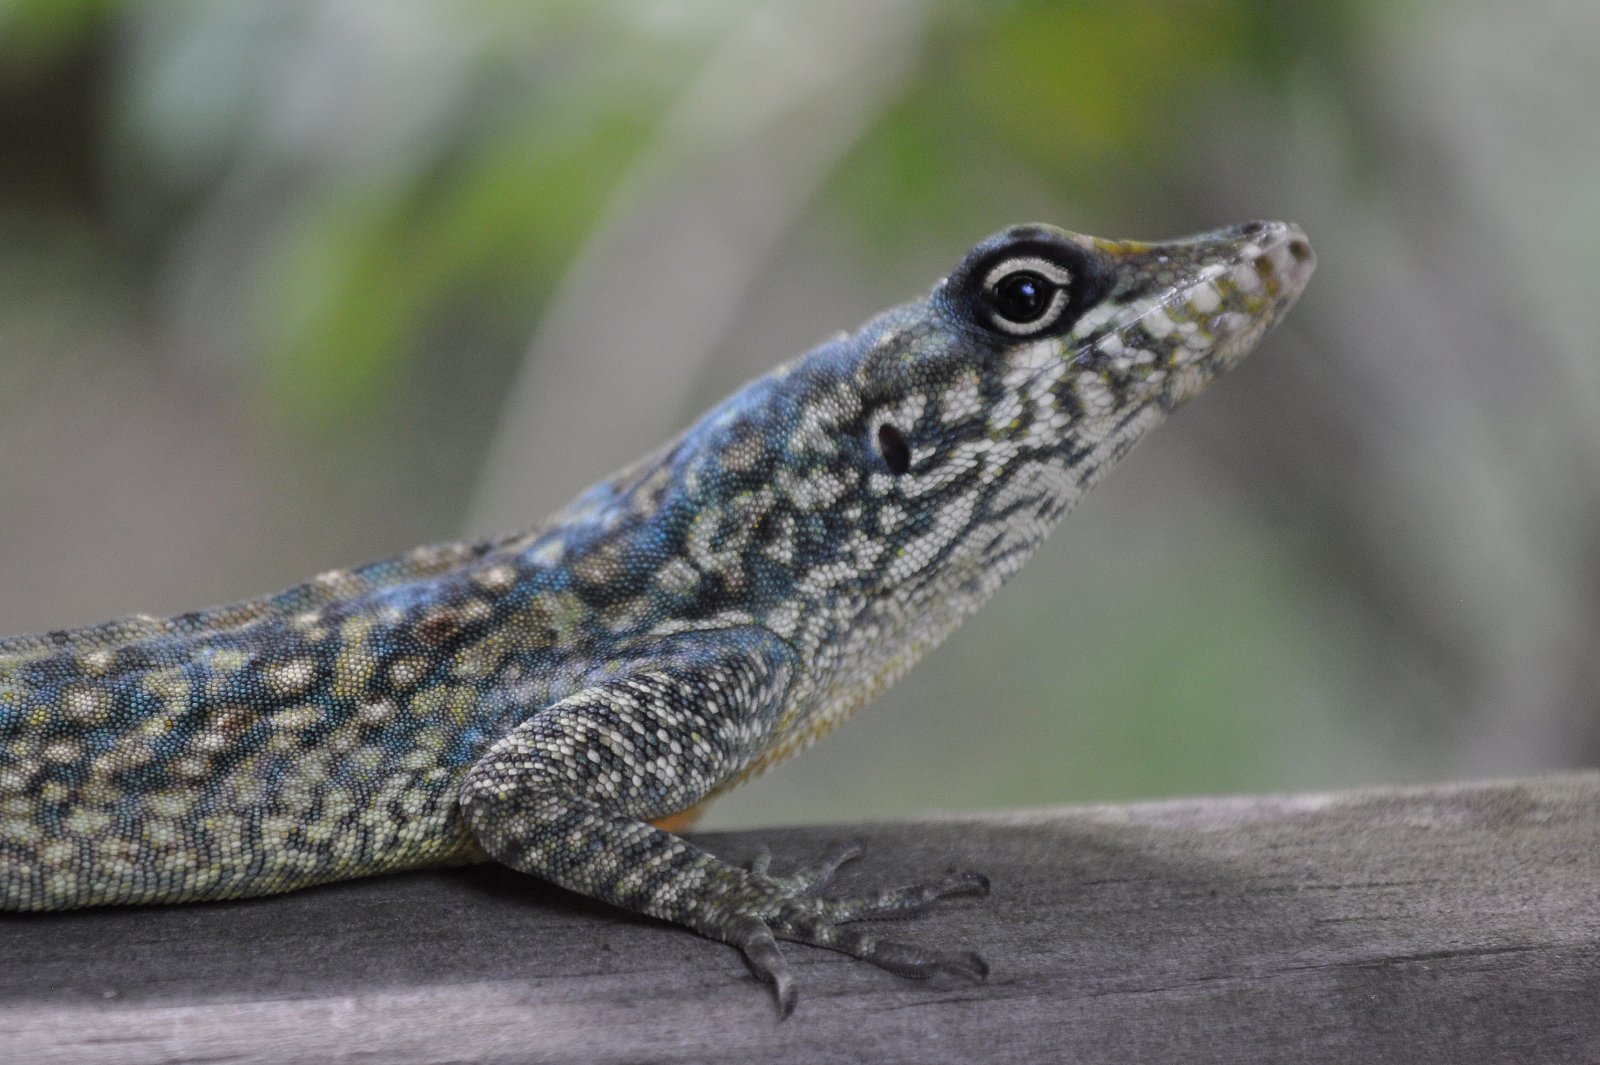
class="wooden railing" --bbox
[5,773,1597,1063]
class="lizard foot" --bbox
[726,842,990,1017]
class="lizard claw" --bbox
[731,914,799,1018]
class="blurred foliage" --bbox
[0,0,113,76]
[824,0,1373,246]
[254,106,650,418]
[0,0,1368,421]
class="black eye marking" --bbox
[981,255,1073,336]
[876,422,911,475]
[939,229,1110,341]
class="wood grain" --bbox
[4,774,1597,1064]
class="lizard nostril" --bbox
[1289,238,1313,263]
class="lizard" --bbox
[0,219,1314,1015]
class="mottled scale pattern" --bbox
[0,220,1314,1014]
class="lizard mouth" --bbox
[1091,220,1314,340]
[1062,220,1315,413]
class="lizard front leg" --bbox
[457,629,988,1016]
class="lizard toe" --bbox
[817,868,990,922]
[770,903,990,981]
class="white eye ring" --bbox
[981,256,1073,290]
[982,256,1073,335]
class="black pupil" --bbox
[992,271,1051,322]
[877,423,911,475]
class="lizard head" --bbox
[829,219,1315,601]
[739,221,1306,674]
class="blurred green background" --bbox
[2,0,1596,828]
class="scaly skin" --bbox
[0,220,1314,1014]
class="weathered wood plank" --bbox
[4,774,1597,1064]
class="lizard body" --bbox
[0,220,1313,1013]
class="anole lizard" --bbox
[0,220,1314,1014]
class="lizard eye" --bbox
[982,256,1072,336]
[992,272,1049,322]
[875,422,911,475]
